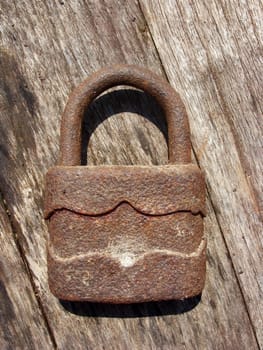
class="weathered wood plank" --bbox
[139,0,263,346]
[0,0,259,349]
[0,200,54,349]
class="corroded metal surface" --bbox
[44,64,206,303]
[48,205,206,303]
[45,165,206,217]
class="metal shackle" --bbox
[59,64,191,165]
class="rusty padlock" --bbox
[44,65,206,303]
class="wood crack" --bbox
[137,0,169,81]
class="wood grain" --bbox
[139,0,263,346]
[0,0,260,349]
[0,200,53,348]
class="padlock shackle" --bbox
[59,65,191,165]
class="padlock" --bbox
[44,65,206,303]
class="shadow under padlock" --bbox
[44,65,206,313]
[60,295,201,317]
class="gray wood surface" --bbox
[0,1,261,349]
[141,0,263,346]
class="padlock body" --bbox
[45,165,206,303]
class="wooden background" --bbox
[0,1,262,349]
